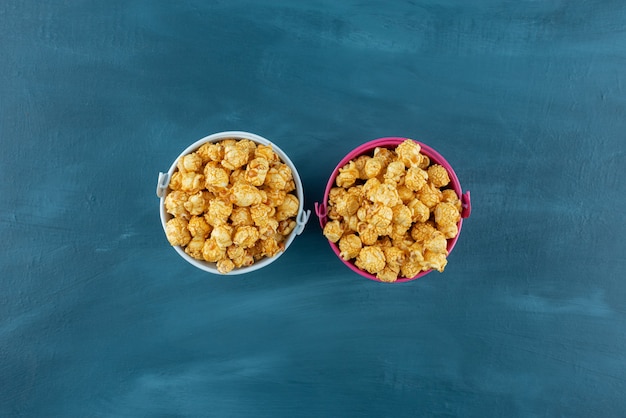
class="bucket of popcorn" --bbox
[314,137,471,283]
[156,131,311,275]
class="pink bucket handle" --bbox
[461,191,471,218]
[314,202,328,228]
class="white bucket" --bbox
[156,131,311,274]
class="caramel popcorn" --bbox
[163,138,301,273]
[322,139,462,282]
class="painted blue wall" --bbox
[1,1,625,416]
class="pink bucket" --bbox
[314,137,471,283]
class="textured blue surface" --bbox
[2,1,626,416]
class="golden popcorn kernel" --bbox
[255,144,279,163]
[250,203,276,227]
[184,235,206,260]
[258,219,279,240]
[395,139,422,168]
[168,171,183,191]
[441,189,462,212]
[434,202,461,229]
[211,224,234,249]
[363,157,383,179]
[177,152,203,173]
[405,166,428,192]
[400,259,422,279]
[427,164,450,188]
[357,223,378,246]
[417,182,443,208]
[258,237,283,257]
[276,194,299,221]
[328,187,347,204]
[367,204,393,230]
[353,155,372,180]
[355,246,386,274]
[217,258,236,274]
[438,223,459,240]
[377,266,400,283]
[233,225,260,249]
[410,222,437,244]
[424,231,448,254]
[197,142,224,163]
[373,147,395,168]
[264,164,292,190]
[384,161,406,184]
[184,191,211,216]
[264,188,287,207]
[230,207,254,227]
[336,161,359,188]
[391,204,413,229]
[230,182,264,207]
[188,215,212,238]
[322,220,344,243]
[396,184,415,203]
[245,157,270,186]
[206,197,233,226]
[422,250,448,273]
[278,219,297,236]
[338,233,362,261]
[407,198,430,224]
[204,163,230,191]
[179,171,205,194]
[165,218,191,247]
[221,141,251,170]
[165,190,190,220]
[335,192,360,217]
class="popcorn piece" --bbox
[258,219,279,240]
[427,164,450,188]
[373,147,395,168]
[230,207,254,227]
[407,198,430,224]
[228,245,254,268]
[221,140,250,170]
[355,246,386,274]
[418,154,430,169]
[396,184,415,203]
[368,182,400,207]
[245,157,270,186]
[353,155,372,180]
[177,152,203,173]
[384,161,406,184]
[229,168,247,185]
[400,259,423,279]
[264,164,293,190]
[276,194,299,221]
[417,182,442,208]
[233,225,260,249]
[438,223,459,240]
[424,230,448,254]
[165,191,190,220]
[250,203,276,227]
[336,161,359,188]
[206,197,233,226]
[264,188,287,207]
[184,235,205,260]
[217,258,236,274]
[343,214,359,233]
[411,222,437,243]
[179,171,205,194]
[188,215,212,238]
[335,191,360,217]
[184,191,212,216]
[211,224,233,248]
[391,204,413,231]
[165,218,191,246]
[322,220,344,243]
[255,144,279,163]
[338,233,362,260]
[357,222,378,246]
[230,182,264,207]
[395,139,422,168]
[197,142,224,163]
[202,237,225,262]
[422,250,448,272]
[257,237,283,257]
[278,219,296,236]
[368,204,393,230]
[363,158,383,179]
[383,246,405,271]
[434,202,461,229]
[204,163,230,191]
[441,189,462,212]
[405,166,428,192]
[168,171,183,191]
[377,267,400,283]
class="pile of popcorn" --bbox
[163,138,300,273]
[322,139,461,282]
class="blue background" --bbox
[2,1,625,416]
